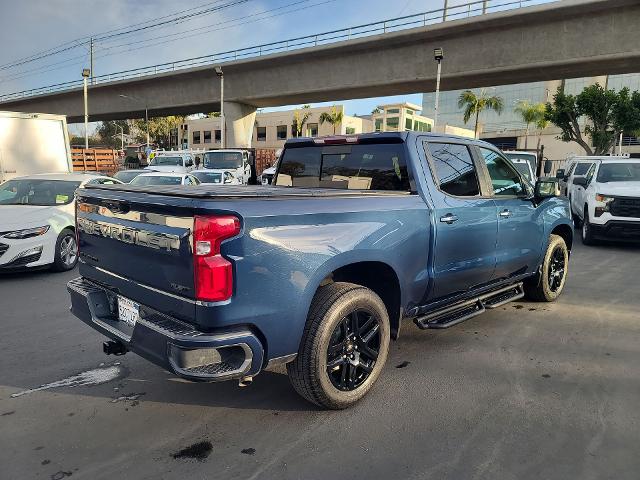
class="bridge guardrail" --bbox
[0,0,557,102]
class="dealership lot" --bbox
[1,239,639,480]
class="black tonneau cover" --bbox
[83,184,410,199]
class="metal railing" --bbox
[0,0,557,102]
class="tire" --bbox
[51,228,78,272]
[524,234,569,302]
[581,208,597,246]
[287,282,390,409]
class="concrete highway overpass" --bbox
[1,0,638,147]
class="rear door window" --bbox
[425,142,480,197]
[276,143,410,191]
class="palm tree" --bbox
[458,89,504,139]
[293,105,312,137]
[318,106,344,134]
[371,106,383,115]
[514,100,546,149]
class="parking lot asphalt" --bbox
[1,238,639,480]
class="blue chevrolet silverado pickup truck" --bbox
[68,132,573,409]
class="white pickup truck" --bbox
[568,157,640,244]
[201,149,253,185]
[145,151,196,173]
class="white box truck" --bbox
[0,111,72,182]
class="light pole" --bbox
[433,48,444,133]
[214,66,225,149]
[119,94,149,148]
[114,124,124,150]
[82,68,90,149]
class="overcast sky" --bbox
[0,0,552,131]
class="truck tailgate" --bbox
[76,188,198,321]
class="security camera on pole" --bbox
[433,48,444,133]
[82,68,90,149]
[214,66,225,149]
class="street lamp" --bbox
[433,47,444,132]
[214,66,225,149]
[119,94,149,148]
[82,68,91,149]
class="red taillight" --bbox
[193,215,241,302]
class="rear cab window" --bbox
[275,142,411,191]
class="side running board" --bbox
[414,283,524,330]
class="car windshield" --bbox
[203,152,243,169]
[596,162,640,182]
[0,179,80,206]
[511,161,532,181]
[114,170,145,183]
[148,156,183,166]
[193,172,222,184]
[130,175,183,186]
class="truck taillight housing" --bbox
[193,215,241,302]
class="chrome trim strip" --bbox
[94,266,197,304]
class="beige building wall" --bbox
[184,105,374,150]
[372,102,433,133]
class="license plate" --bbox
[117,296,139,328]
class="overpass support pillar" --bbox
[224,101,256,149]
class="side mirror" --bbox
[535,177,560,200]
[186,159,193,167]
[573,176,588,187]
[544,160,552,175]
[555,168,565,180]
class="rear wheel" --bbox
[287,282,390,409]
[524,234,569,302]
[51,229,78,272]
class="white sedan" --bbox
[130,172,200,186]
[0,172,121,272]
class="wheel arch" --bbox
[551,223,573,253]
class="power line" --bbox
[0,0,250,72]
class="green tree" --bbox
[458,89,504,139]
[292,105,312,137]
[133,115,185,148]
[97,120,130,149]
[318,106,344,134]
[371,106,383,115]
[514,100,546,149]
[545,84,640,155]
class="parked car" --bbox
[556,156,612,195]
[0,173,121,271]
[503,151,538,183]
[113,169,154,183]
[145,152,195,173]
[130,172,200,186]
[567,157,640,244]
[192,169,240,185]
[202,149,253,184]
[68,132,572,409]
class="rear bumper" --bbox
[67,277,264,381]
[590,220,640,242]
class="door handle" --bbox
[498,209,511,218]
[440,214,458,224]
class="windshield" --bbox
[203,152,243,169]
[148,156,183,167]
[0,179,80,206]
[130,175,183,186]
[114,170,145,183]
[596,163,640,183]
[193,172,222,184]
[511,161,532,181]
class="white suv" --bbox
[568,158,640,244]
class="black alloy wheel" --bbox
[326,309,381,391]
[547,246,566,293]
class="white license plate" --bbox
[117,296,139,328]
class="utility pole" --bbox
[82,69,91,149]
[90,38,94,85]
